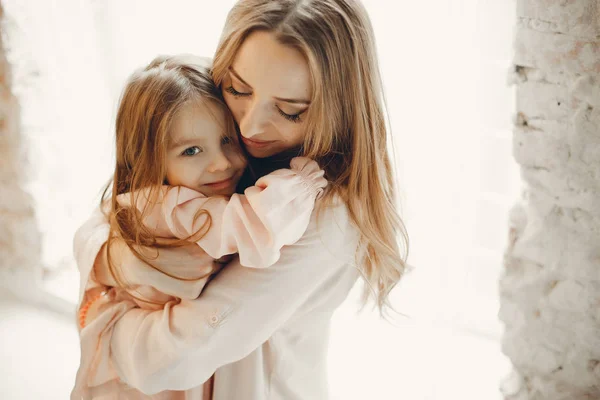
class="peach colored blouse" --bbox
[71,159,360,400]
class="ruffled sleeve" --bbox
[192,156,327,268]
[114,157,326,270]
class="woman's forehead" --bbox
[232,31,312,100]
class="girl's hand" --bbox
[93,238,213,288]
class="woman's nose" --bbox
[240,100,268,139]
[207,150,232,173]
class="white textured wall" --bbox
[0,3,41,287]
[500,0,600,399]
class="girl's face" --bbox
[166,101,247,196]
[222,30,313,158]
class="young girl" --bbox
[71,54,327,399]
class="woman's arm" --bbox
[74,199,358,395]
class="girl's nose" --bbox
[207,150,232,173]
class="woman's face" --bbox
[222,30,313,158]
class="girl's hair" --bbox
[101,55,234,298]
[213,0,409,315]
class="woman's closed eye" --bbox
[277,107,303,123]
[225,83,305,123]
[225,86,251,98]
[181,146,203,156]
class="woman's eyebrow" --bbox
[229,66,311,105]
[274,96,310,105]
[229,67,252,88]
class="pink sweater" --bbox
[71,157,327,399]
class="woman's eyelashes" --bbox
[277,107,303,123]
[225,85,250,98]
[225,85,305,124]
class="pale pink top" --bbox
[98,156,326,310]
[71,161,361,400]
[71,157,329,399]
[118,156,328,272]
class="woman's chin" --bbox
[245,145,280,158]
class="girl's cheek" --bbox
[224,146,246,169]
[234,151,248,170]
[239,156,249,171]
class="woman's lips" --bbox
[204,177,235,190]
[241,137,276,149]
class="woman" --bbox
[74,0,408,398]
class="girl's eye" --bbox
[225,86,251,98]
[221,136,232,145]
[277,107,303,123]
[181,146,203,156]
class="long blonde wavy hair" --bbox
[102,55,235,299]
[212,0,409,314]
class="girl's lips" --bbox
[241,137,276,149]
[204,177,234,190]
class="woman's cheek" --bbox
[224,96,244,126]
[285,125,306,146]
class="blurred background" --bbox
[0,0,517,398]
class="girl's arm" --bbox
[74,197,358,395]
[74,207,112,305]
[119,156,327,268]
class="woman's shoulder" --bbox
[308,195,359,261]
[315,194,350,226]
